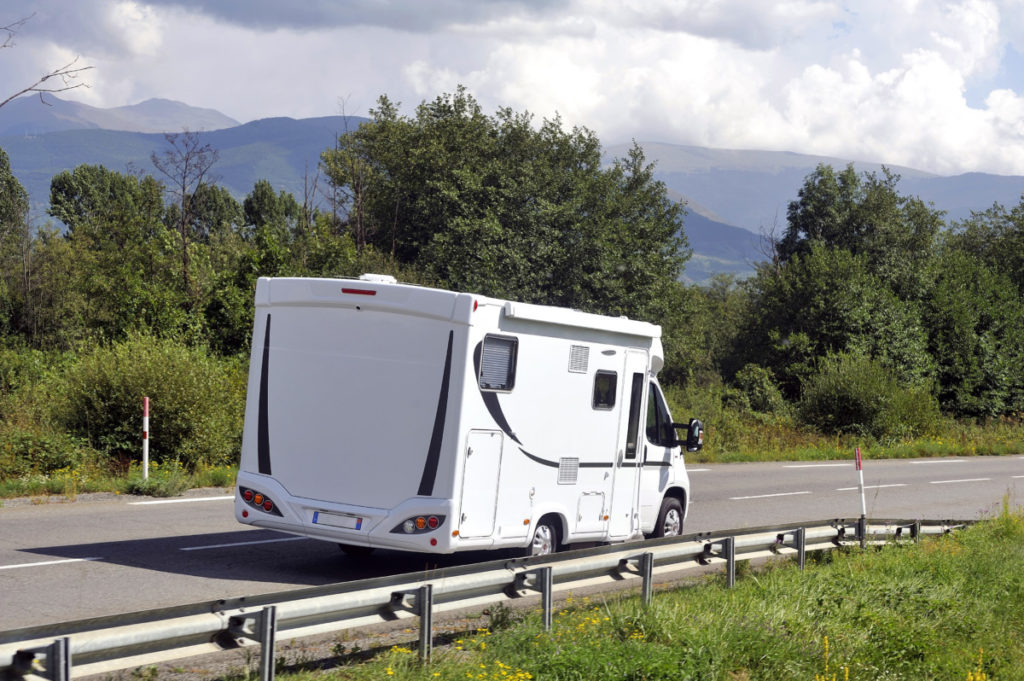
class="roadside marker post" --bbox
[143,397,150,480]
[856,447,867,548]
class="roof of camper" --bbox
[255,275,661,339]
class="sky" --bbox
[2,0,1024,176]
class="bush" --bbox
[0,425,90,478]
[799,351,941,441]
[52,334,245,469]
[734,363,787,414]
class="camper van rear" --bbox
[235,276,703,556]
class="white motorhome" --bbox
[235,275,703,556]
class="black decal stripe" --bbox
[518,448,614,469]
[257,314,272,475]
[643,461,673,468]
[418,330,454,496]
[473,343,522,445]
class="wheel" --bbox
[652,497,684,538]
[338,543,375,557]
[524,518,559,557]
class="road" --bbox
[1,455,1021,630]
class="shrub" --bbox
[798,351,941,441]
[734,363,787,414]
[52,334,245,469]
[0,425,90,478]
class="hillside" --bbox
[3,97,1022,284]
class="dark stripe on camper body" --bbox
[417,330,454,496]
[518,448,614,469]
[257,314,272,475]
[472,342,522,445]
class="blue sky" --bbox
[2,0,1023,175]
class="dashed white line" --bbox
[1013,475,1024,479]
[929,478,991,485]
[130,496,234,506]
[0,557,102,571]
[687,468,710,472]
[835,484,908,491]
[730,491,812,501]
[180,536,307,551]
[784,463,851,468]
[910,459,965,465]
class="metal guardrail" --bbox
[0,517,969,681]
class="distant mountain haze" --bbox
[0,95,240,136]
[2,96,1022,283]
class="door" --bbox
[457,430,504,537]
[607,350,647,539]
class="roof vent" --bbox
[359,273,397,284]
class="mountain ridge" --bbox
[3,96,1022,283]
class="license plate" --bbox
[312,511,363,530]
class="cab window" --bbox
[645,382,675,446]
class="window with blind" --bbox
[478,335,518,391]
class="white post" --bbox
[143,396,150,480]
[856,446,866,518]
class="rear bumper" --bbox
[234,472,458,553]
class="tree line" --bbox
[0,88,1022,473]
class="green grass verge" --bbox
[267,504,1024,680]
[0,461,237,500]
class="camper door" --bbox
[607,349,647,539]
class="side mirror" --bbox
[672,419,704,452]
[685,418,704,452]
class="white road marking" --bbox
[730,491,812,501]
[130,496,234,506]
[835,484,908,491]
[687,468,710,472]
[910,459,965,465]
[784,464,851,468]
[929,478,991,485]
[1012,475,1024,479]
[180,536,307,551]
[0,557,102,571]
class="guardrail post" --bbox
[724,537,736,588]
[418,584,433,661]
[795,527,806,570]
[538,567,553,631]
[640,552,654,606]
[912,519,921,542]
[258,606,277,681]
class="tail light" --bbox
[391,515,446,535]
[238,486,283,517]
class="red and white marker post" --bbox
[856,446,866,518]
[142,396,150,480]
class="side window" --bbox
[592,371,617,410]
[479,335,518,391]
[646,382,675,446]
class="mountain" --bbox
[606,142,1024,230]
[2,115,367,219]
[3,98,1023,285]
[0,95,240,136]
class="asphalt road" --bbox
[1,455,1021,630]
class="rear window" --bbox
[479,335,518,391]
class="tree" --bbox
[0,146,29,334]
[949,198,1024,294]
[151,131,219,305]
[1,15,92,109]
[740,243,933,398]
[923,249,1024,416]
[778,164,943,300]
[47,164,185,343]
[321,88,689,320]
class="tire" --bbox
[524,518,559,557]
[652,497,684,538]
[338,543,375,557]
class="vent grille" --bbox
[568,345,589,373]
[558,458,580,485]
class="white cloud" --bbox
[2,0,1024,175]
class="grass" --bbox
[268,503,1024,680]
[0,460,237,499]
